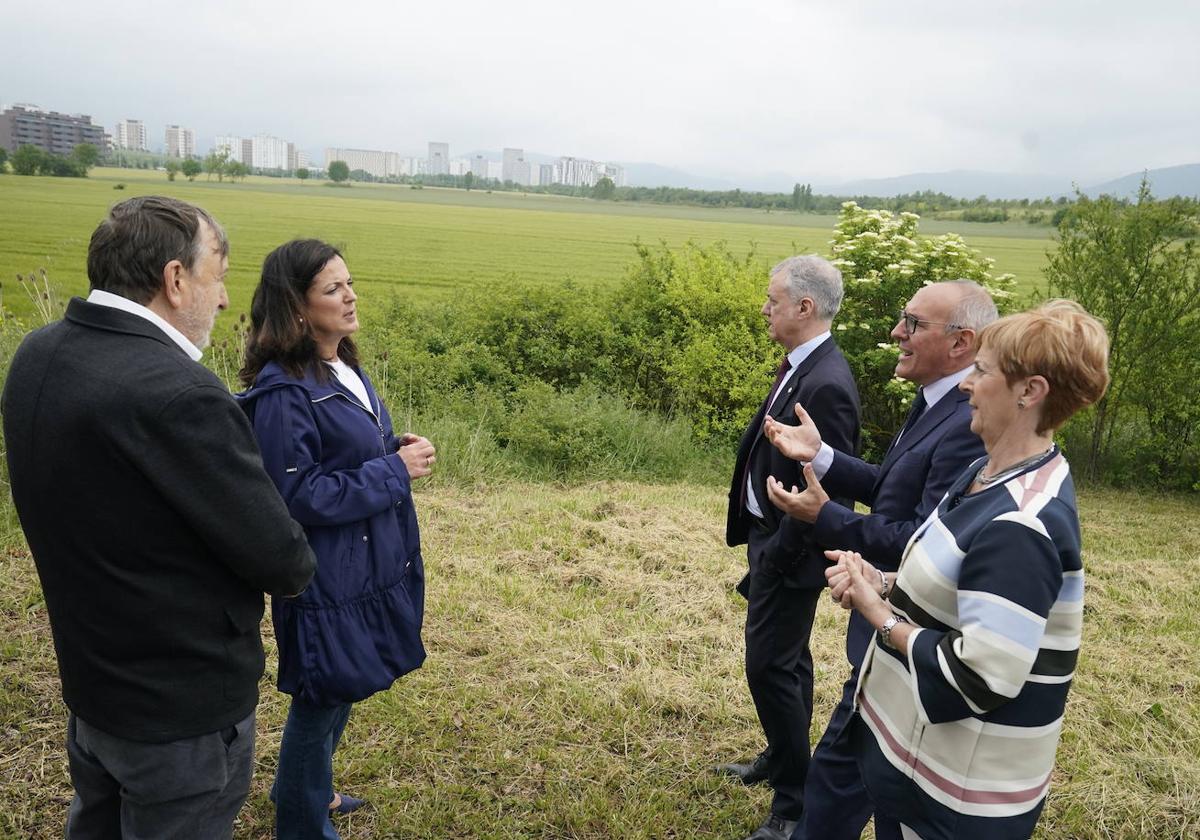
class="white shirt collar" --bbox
[920,364,973,409]
[86,289,203,361]
[786,331,831,370]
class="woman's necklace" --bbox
[975,445,1054,487]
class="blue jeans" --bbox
[273,698,353,840]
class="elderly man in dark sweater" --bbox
[2,196,316,839]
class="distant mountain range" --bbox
[813,171,1070,201]
[1079,164,1200,200]
[618,163,1200,201]
[462,150,1199,202]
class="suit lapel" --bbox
[743,338,836,509]
[764,337,834,423]
[877,389,969,478]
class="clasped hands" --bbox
[824,550,891,625]
[764,403,828,523]
[397,433,436,479]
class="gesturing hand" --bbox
[397,433,436,480]
[764,403,822,462]
[765,462,830,524]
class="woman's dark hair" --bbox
[239,239,359,387]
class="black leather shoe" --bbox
[744,812,799,840]
[713,751,770,785]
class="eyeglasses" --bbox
[898,310,963,336]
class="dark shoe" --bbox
[710,753,768,787]
[329,793,366,815]
[713,751,770,786]
[744,812,799,840]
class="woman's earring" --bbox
[1017,400,1026,409]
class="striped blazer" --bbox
[856,449,1082,837]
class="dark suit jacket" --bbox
[2,298,316,742]
[811,385,985,572]
[727,336,861,589]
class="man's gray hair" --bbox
[770,255,844,321]
[944,279,999,332]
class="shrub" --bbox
[610,242,775,442]
[1045,183,1200,489]
[355,288,720,484]
[960,207,1009,223]
[830,202,1016,457]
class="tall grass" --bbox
[1,483,1197,838]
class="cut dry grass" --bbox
[1,482,1197,838]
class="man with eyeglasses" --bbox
[762,279,998,840]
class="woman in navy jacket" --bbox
[238,239,435,838]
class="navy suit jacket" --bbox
[727,336,861,589]
[811,385,985,573]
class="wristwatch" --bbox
[879,613,908,650]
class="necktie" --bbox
[897,389,927,441]
[741,354,793,511]
[765,354,793,412]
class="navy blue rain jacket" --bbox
[237,361,425,706]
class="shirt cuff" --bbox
[811,442,835,479]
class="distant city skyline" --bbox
[2,100,1195,199]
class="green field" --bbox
[0,168,1054,320]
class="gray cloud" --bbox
[3,0,1195,184]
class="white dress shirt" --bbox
[810,364,973,478]
[746,331,831,518]
[87,289,202,361]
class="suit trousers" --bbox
[64,711,255,840]
[744,526,821,821]
[795,610,878,839]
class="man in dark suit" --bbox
[721,255,861,840]
[763,279,997,840]
[2,196,316,839]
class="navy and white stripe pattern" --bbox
[856,449,1082,837]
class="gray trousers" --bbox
[64,711,256,840]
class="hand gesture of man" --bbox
[764,403,823,462]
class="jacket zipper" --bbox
[311,391,388,456]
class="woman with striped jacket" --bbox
[825,300,1109,840]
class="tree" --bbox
[295,167,310,180]
[0,146,7,172]
[72,143,99,171]
[790,183,814,211]
[164,159,181,181]
[592,176,615,200]
[40,154,85,177]
[204,149,230,182]
[181,159,201,181]
[11,144,45,175]
[1045,181,1200,487]
[226,160,249,181]
[829,202,1016,459]
[328,160,350,183]
[463,171,474,191]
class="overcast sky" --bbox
[3,0,1196,184]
